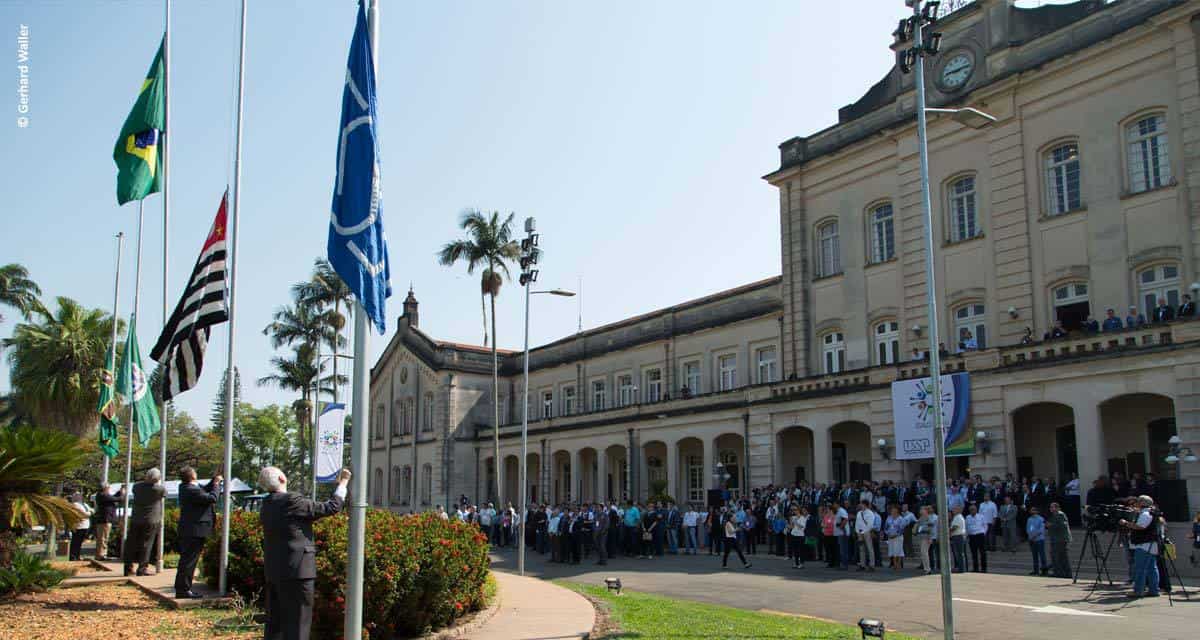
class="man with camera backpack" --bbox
[1121,495,1161,598]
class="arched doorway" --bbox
[714,433,744,498]
[503,455,520,505]
[1011,402,1077,483]
[642,440,668,500]
[1100,393,1176,479]
[829,422,871,484]
[604,444,628,502]
[777,426,814,486]
[676,437,705,506]
[525,452,540,505]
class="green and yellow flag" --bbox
[113,38,165,205]
[97,347,120,457]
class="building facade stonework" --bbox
[369,0,1200,518]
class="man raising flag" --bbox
[150,192,230,400]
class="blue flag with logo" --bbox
[329,0,391,334]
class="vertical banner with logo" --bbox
[316,402,347,482]
[891,372,973,459]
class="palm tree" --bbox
[3,297,123,436]
[0,263,46,326]
[0,427,89,566]
[437,210,520,505]
[257,343,342,489]
[293,258,354,404]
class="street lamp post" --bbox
[895,3,997,638]
[517,217,575,576]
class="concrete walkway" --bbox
[465,571,594,640]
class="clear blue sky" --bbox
[3,0,1027,424]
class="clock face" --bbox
[941,53,973,89]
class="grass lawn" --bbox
[561,581,921,640]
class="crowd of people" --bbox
[453,470,1194,599]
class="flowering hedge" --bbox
[202,509,490,638]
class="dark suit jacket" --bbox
[1154,305,1175,323]
[260,491,344,582]
[130,481,166,526]
[1179,301,1196,318]
[178,480,219,539]
[96,489,122,524]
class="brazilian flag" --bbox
[113,38,165,205]
[97,347,120,458]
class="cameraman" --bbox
[1120,495,1161,598]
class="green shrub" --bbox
[202,509,490,638]
[0,550,66,595]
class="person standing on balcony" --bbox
[1153,297,1176,323]
[1102,308,1123,332]
[1179,294,1196,318]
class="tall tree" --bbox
[437,209,520,504]
[0,263,47,326]
[0,427,89,565]
[3,297,122,436]
[257,344,342,490]
[231,403,298,486]
[210,366,242,431]
[293,258,354,404]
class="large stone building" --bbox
[369,0,1200,518]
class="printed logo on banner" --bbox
[890,372,973,460]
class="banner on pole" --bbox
[890,372,973,460]
[316,402,346,482]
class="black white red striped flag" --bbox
[150,191,230,400]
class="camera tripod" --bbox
[1072,525,1118,598]
[1160,540,1191,607]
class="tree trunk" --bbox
[481,293,489,346]
[490,292,500,508]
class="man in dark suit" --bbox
[1178,294,1196,319]
[94,483,123,561]
[1153,297,1175,323]
[260,465,350,640]
[124,468,165,576]
[174,466,221,599]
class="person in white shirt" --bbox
[977,494,998,552]
[965,504,989,572]
[855,501,876,571]
[68,492,94,561]
[949,505,968,573]
[683,505,700,555]
[478,503,495,533]
[1121,495,1162,598]
[915,506,937,574]
[787,506,808,569]
[834,502,850,569]
[1064,473,1082,527]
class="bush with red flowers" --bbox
[202,509,490,638]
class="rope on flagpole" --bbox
[121,200,146,558]
[156,0,172,574]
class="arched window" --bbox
[821,331,845,374]
[719,450,740,494]
[953,303,987,350]
[401,466,412,505]
[873,320,900,365]
[390,400,401,436]
[868,203,895,263]
[390,466,402,504]
[816,220,841,277]
[421,464,433,505]
[1044,142,1081,215]
[1051,282,1090,332]
[1126,113,1171,193]
[947,175,979,242]
[373,468,383,505]
[1137,263,1180,319]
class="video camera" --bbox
[1083,502,1139,533]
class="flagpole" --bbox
[344,1,378,635]
[103,232,125,487]
[121,200,147,556]
[312,339,320,497]
[155,0,172,573]
[218,0,247,597]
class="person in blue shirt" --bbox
[1125,306,1147,329]
[623,502,641,557]
[1026,506,1048,576]
[1102,308,1124,332]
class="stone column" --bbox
[597,447,609,502]
[703,435,714,495]
[812,425,831,484]
[1071,402,1106,487]
[666,440,677,501]
[573,449,583,504]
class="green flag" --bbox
[113,38,165,205]
[116,315,161,447]
[97,347,120,458]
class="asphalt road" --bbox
[489,542,1198,640]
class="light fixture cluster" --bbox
[1166,435,1197,464]
[519,217,540,287]
[894,1,942,75]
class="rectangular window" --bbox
[422,395,434,432]
[1127,114,1171,193]
[644,369,662,403]
[686,455,704,503]
[949,176,979,241]
[870,204,895,263]
[873,321,900,365]
[822,332,845,374]
[592,380,606,411]
[617,374,634,406]
[1045,143,1081,215]
[755,347,777,384]
[682,361,701,395]
[561,385,576,416]
[818,221,841,277]
[718,354,737,391]
[954,304,988,350]
[541,391,553,419]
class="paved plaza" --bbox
[491,545,1198,640]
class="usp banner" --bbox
[316,402,346,482]
[890,372,973,460]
